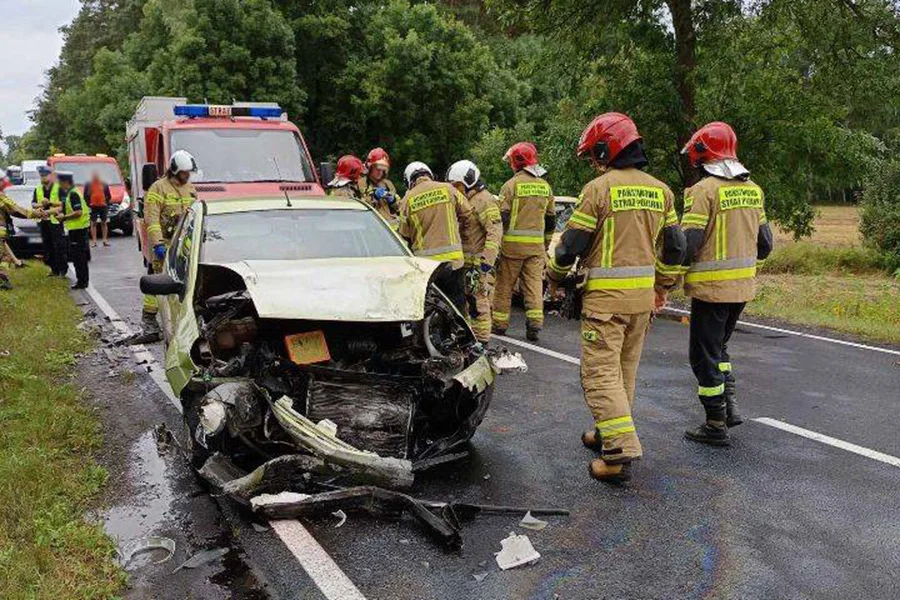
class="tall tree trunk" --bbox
[667,0,697,187]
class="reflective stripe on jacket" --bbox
[462,188,502,267]
[144,176,196,246]
[398,178,474,270]
[499,171,554,259]
[681,177,766,303]
[35,183,62,225]
[62,188,90,231]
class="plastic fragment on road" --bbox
[118,536,175,568]
[332,509,347,528]
[518,511,548,531]
[250,491,311,510]
[473,571,489,582]
[491,350,528,374]
[495,532,540,570]
[173,547,230,573]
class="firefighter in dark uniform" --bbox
[679,121,774,446]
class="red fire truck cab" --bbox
[126,97,325,261]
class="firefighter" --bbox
[398,161,475,313]
[492,142,555,343]
[359,148,399,224]
[32,165,59,271]
[1,176,44,288]
[327,155,364,199]
[33,165,68,276]
[547,113,685,484]
[447,159,502,344]
[52,172,90,289]
[680,122,773,446]
[129,150,197,344]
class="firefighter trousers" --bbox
[142,256,165,314]
[466,269,495,343]
[581,312,651,462]
[689,298,745,408]
[492,254,544,331]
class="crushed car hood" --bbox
[217,256,442,322]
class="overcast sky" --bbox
[0,0,80,144]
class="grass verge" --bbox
[0,265,125,599]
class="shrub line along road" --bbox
[83,236,900,600]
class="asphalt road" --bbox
[84,235,900,600]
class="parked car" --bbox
[4,185,42,258]
[141,195,495,476]
[47,154,133,236]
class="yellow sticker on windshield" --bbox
[285,330,331,365]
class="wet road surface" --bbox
[82,235,900,600]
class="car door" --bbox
[160,208,202,395]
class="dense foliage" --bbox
[12,0,900,247]
[861,160,900,272]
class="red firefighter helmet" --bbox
[0,176,11,191]
[335,155,364,181]
[682,122,739,166]
[366,147,391,169]
[503,142,539,171]
[577,112,641,164]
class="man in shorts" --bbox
[85,170,111,247]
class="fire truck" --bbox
[126,97,325,261]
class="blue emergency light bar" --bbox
[173,104,283,119]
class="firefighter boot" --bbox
[581,428,602,451]
[724,372,743,427]
[491,324,507,336]
[685,398,730,446]
[124,311,162,345]
[526,323,540,343]
[589,459,632,485]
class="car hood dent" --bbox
[215,256,442,322]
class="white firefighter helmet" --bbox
[169,150,198,175]
[446,160,481,190]
[403,161,433,186]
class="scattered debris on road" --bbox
[518,511,549,531]
[173,547,230,573]
[495,532,541,570]
[332,509,347,528]
[118,536,175,569]
[491,348,528,373]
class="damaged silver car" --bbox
[141,197,495,488]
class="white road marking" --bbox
[496,333,900,470]
[494,334,580,365]
[754,418,900,468]
[85,284,181,413]
[271,520,368,600]
[83,284,369,600]
[663,307,900,357]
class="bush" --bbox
[761,243,887,275]
[860,160,900,273]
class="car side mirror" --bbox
[140,273,184,296]
[320,162,334,185]
[141,163,158,192]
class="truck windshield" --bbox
[201,209,406,263]
[53,162,123,185]
[170,129,314,183]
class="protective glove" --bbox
[479,260,493,273]
[153,244,166,261]
[373,187,395,205]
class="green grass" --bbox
[0,265,125,599]
[761,242,888,276]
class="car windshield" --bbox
[54,161,123,185]
[170,129,315,184]
[5,187,34,212]
[201,209,407,263]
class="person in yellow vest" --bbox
[679,122,773,446]
[492,142,555,342]
[129,150,197,344]
[32,165,61,272]
[0,176,45,288]
[326,155,364,200]
[51,171,90,289]
[446,159,502,344]
[33,165,68,276]
[359,148,399,226]
[398,161,475,313]
[547,113,686,484]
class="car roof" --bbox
[203,196,370,215]
[49,155,118,164]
